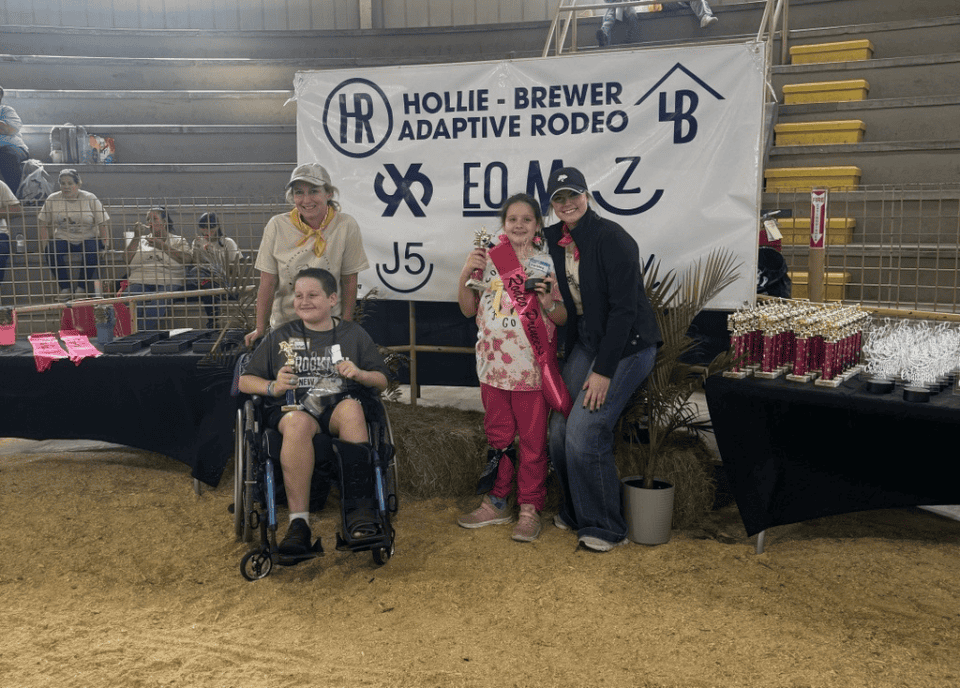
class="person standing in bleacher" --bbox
[0,86,29,194]
[37,169,112,299]
[0,179,22,292]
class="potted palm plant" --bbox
[619,248,740,545]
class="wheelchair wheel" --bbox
[371,528,395,566]
[233,408,245,540]
[240,550,273,581]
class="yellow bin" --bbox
[774,120,866,146]
[765,166,862,191]
[789,271,851,302]
[783,80,869,104]
[778,218,856,245]
[790,40,875,65]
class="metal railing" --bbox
[544,0,791,60]
[1,196,283,334]
[765,183,960,316]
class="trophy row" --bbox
[861,318,960,401]
[726,299,960,401]
[726,300,869,387]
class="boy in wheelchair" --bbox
[238,267,390,556]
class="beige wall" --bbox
[0,0,560,30]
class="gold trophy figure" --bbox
[278,340,302,412]
[464,226,492,290]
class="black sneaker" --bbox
[279,518,312,555]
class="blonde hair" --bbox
[285,180,342,211]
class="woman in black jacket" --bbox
[543,166,661,552]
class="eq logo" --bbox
[322,78,393,159]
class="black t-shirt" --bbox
[244,319,389,409]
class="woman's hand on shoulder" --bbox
[244,328,264,348]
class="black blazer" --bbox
[544,207,661,378]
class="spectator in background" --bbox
[124,206,191,330]
[37,169,111,299]
[0,179,22,289]
[191,211,241,328]
[0,86,29,194]
[245,163,369,347]
[597,0,717,47]
[596,0,641,47]
[677,0,718,29]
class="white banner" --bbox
[295,42,765,308]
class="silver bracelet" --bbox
[266,381,276,397]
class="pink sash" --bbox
[28,333,69,372]
[59,330,103,365]
[488,242,572,417]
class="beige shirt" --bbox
[37,190,110,242]
[254,210,369,328]
[0,180,17,234]
[128,233,191,286]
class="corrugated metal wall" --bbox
[0,0,559,30]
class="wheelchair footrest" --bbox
[276,537,325,566]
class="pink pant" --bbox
[481,384,549,512]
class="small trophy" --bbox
[465,227,492,290]
[278,340,301,412]
[524,255,552,292]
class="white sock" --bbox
[289,511,309,525]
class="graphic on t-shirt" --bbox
[288,340,345,394]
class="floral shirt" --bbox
[473,250,559,392]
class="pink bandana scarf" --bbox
[557,224,579,261]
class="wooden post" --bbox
[408,301,418,407]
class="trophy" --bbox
[524,255,552,293]
[302,345,345,419]
[465,227,492,290]
[278,340,301,412]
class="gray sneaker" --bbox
[578,535,628,552]
[553,513,572,531]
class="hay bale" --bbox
[385,402,487,499]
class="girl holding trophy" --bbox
[456,193,570,542]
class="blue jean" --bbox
[0,234,8,283]
[49,238,101,291]
[126,283,181,331]
[549,343,657,543]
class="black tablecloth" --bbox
[705,373,960,536]
[0,339,236,486]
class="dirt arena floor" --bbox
[2,438,959,688]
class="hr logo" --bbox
[322,77,393,158]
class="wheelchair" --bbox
[232,388,398,581]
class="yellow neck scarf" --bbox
[291,206,335,259]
